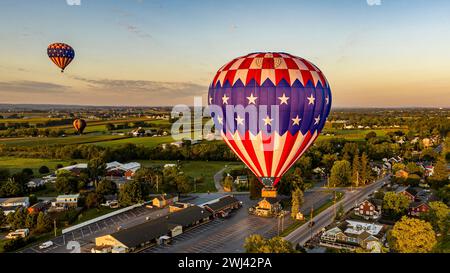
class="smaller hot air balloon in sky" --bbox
[73,119,87,135]
[47,43,75,73]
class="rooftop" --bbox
[204,195,239,212]
[344,220,383,236]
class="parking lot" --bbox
[20,205,169,253]
[141,195,282,253]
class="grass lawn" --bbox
[95,135,175,148]
[71,207,117,226]
[33,183,59,197]
[0,157,80,175]
[138,160,236,193]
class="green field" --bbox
[319,128,407,141]
[138,160,235,192]
[0,134,130,147]
[0,157,80,175]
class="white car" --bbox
[39,241,54,249]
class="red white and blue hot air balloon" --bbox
[208,52,332,188]
[47,43,75,73]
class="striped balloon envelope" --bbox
[73,119,87,134]
[208,52,332,188]
[47,43,75,73]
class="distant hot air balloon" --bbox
[73,119,87,134]
[47,43,75,73]
[208,52,332,189]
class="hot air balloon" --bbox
[73,119,87,134]
[47,43,75,73]
[208,52,332,191]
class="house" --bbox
[95,206,212,252]
[52,194,80,209]
[27,201,50,214]
[6,229,30,240]
[252,197,282,217]
[164,164,177,169]
[27,178,45,188]
[396,187,418,201]
[0,197,30,215]
[424,165,434,177]
[234,176,248,185]
[170,141,183,148]
[395,170,409,179]
[409,201,430,217]
[320,220,385,252]
[354,199,382,220]
[152,194,179,208]
[204,195,241,218]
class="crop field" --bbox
[0,134,129,147]
[0,157,80,175]
[319,128,407,141]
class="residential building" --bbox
[252,197,282,217]
[396,186,418,201]
[204,195,241,218]
[234,176,248,185]
[0,197,30,215]
[395,170,409,179]
[409,201,430,217]
[320,220,385,252]
[27,201,50,214]
[26,178,45,188]
[152,194,179,208]
[354,199,382,220]
[52,194,80,209]
[57,163,88,175]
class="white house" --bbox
[0,197,30,215]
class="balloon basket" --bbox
[261,187,277,198]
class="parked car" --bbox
[39,241,54,249]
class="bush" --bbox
[3,237,35,252]
[38,166,50,174]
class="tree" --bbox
[133,167,157,195]
[291,188,304,219]
[389,216,436,253]
[175,174,191,194]
[36,211,52,233]
[249,176,262,199]
[96,178,117,196]
[336,204,345,220]
[321,154,338,173]
[105,123,115,131]
[55,170,79,194]
[329,160,352,187]
[38,165,50,175]
[365,131,377,141]
[352,154,360,187]
[244,235,297,253]
[421,201,450,234]
[9,208,27,230]
[88,157,107,185]
[0,178,23,197]
[223,175,234,191]
[0,208,5,226]
[290,168,305,191]
[25,213,37,229]
[21,168,34,178]
[383,192,411,219]
[428,157,449,189]
[0,168,10,181]
[119,180,144,206]
[85,192,99,209]
[392,163,406,174]
[360,152,370,185]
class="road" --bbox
[214,167,226,193]
[284,175,390,246]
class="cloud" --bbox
[116,22,152,39]
[72,76,206,97]
[0,81,69,93]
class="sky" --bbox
[0,0,450,107]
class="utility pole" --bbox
[334,191,337,220]
[54,219,57,237]
[309,206,314,241]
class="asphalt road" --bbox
[284,175,390,246]
[214,167,226,193]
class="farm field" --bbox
[319,128,407,141]
[0,157,80,175]
[0,134,130,147]
[138,160,237,192]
